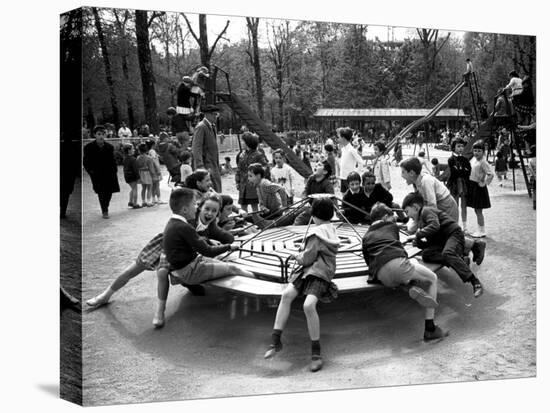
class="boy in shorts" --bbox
[362,202,447,342]
[163,187,253,287]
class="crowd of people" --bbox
[77,64,539,373]
[81,113,507,373]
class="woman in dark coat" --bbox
[235,132,268,212]
[83,125,120,218]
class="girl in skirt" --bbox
[467,140,494,237]
[264,197,339,372]
[136,143,156,206]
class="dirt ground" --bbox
[63,145,536,406]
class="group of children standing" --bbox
[122,140,167,208]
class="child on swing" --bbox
[264,197,339,372]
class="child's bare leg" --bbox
[146,185,152,205]
[141,185,147,204]
[86,262,146,308]
[475,209,485,227]
[408,261,438,309]
[265,284,298,358]
[303,294,323,372]
[303,294,320,341]
[409,262,447,340]
[459,194,467,226]
[131,182,138,205]
[153,267,170,328]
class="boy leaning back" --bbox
[362,202,447,342]
[163,187,253,285]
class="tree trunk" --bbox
[92,7,120,128]
[135,10,159,134]
[113,10,136,130]
[246,18,264,119]
[198,14,210,67]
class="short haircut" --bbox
[324,144,334,152]
[361,171,376,182]
[138,143,148,154]
[92,125,106,134]
[401,192,424,210]
[198,193,222,213]
[220,194,234,210]
[418,151,425,157]
[241,132,259,150]
[472,139,485,151]
[346,171,362,184]
[370,202,393,221]
[224,156,231,162]
[311,197,334,221]
[184,169,209,190]
[180,151,191,162]
[509,70,519,78]
[145,139,155,150]
[400,157,422,175]
[272,149,285,159]
[169,187,195,213]
[450,137,466,151]
[431,158,439,165]
[248,162,266,178]
[122,144,134,155]
[373,141,386,153]
[338,127,353,141]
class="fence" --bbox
[82,134,242,153]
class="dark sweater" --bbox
[416,206,461,246]
[342,190,369,224]
[364,184,393,213]
[304,175,334,196]
[122,155,140,183]
[163,217,231,270]
[362,221,408,277]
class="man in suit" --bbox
[83,125,120,218]
[191,105,222,192]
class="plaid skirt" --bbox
[136,233,164,270]
[292,274,338,303]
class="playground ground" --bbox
[61,145,537,406]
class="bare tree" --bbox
[182,13,230,69]
[245,17,264,119]
[416,28,451,105]
[92,7,120,128]
[113,9,135,130]
[265,21,296,131]
[135,9,162,134]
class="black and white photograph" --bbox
[4,0,547,412]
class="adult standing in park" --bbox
[192,105,223,193]
[83,125,120,219]
[117,121,132,144]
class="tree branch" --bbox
[148,11,164,28]
[208,19,231,57]
[181,13,200,44]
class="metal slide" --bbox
[383,80,467,155]
[217,92,312,178]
